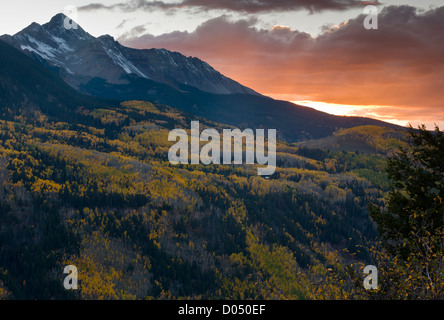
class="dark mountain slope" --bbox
[81,76,399,141]
[0,39,115,121]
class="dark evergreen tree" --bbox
[370,125,444,259]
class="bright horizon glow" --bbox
[292,100,443,130]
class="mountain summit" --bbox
[1,13,257,96]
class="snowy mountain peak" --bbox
[46,13,68,26]
[42,13,92,41]
[44,13,77,32]
[1,13,258,96]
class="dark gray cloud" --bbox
[179,0,382,13]
[79,0,381,13]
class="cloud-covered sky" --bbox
[1,0,443,128]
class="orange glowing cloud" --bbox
[120,5,444,127]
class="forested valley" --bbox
[0,100,439,300]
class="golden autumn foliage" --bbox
[0,102,440,300]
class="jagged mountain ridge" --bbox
[1,13,400,142]
[1,13,257,96]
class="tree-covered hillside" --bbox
[0,100,394,299]
[298,125,408,155]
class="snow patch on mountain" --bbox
[26,36,56,59]
[52,36,74,52]
[103,47,148,79]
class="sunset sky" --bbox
[1,0,443,128]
